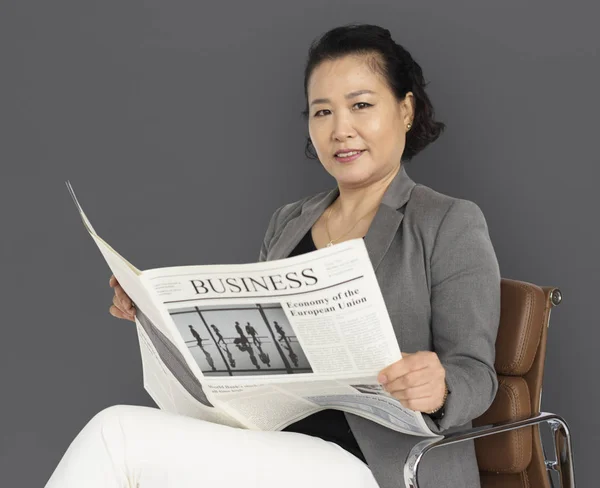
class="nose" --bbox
[331,113,357,141]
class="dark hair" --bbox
[301,23,445,162]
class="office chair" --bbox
[404,278,575,487]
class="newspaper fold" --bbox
[67,181,439,437]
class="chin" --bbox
[331,165,378,188]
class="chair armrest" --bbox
[403,412,575,488]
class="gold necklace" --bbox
[325,204,377,247]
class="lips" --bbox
[334,150,365,162]
[334,149,365,156]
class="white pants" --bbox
[45,405,380,487]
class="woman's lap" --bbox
[45,404,380,488]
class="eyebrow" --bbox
[309,89,376,107]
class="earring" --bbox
[406,122,412,131]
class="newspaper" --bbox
[67,182,439,437]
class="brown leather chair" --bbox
[403,278,575,487]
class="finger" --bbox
[378,361,409,384]
[112,294,134,317]
[109,304,126,319]
[379,357,429,384]
[383,368,435,392]
[388,382,436,401]
[386,351,442,380]
[109,275,118,287]
[114,286,133,312]
[109,304,135,322]
[112,294,125,314]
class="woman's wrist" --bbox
[425,382,448,416]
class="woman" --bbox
[46,23,500,488]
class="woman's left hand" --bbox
[377,351,447,413]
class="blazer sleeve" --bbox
[427,199,501,432]
[258,204,286,262]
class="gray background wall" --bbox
[1,1,598,486]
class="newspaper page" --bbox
[66,182,243,428]
[67,182,438,438]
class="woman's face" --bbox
[307,54,414,189]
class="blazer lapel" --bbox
[267,187,339,261]
[363,165,416,271]
[268,165,416,268]
[363,205,405,272]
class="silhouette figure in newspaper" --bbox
[245,322,261,347]
[211,324,236,368]
[188,325,216,371]
[245,321,271,367]
[274,321,299,367]
[211,324,226,347]
[233,322,260,370]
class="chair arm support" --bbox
[403,412,575,488]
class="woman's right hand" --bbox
[109,275,136,322]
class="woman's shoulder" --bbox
[406,182,490,238]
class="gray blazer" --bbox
[258,165,501,488]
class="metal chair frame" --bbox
[403,412,575,487]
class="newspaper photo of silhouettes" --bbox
[168,303,313,376]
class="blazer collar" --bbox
[268,164,416,271]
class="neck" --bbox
[334,164,401,219]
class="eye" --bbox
[313,102,372,117]
[313,109,330,117]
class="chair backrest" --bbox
[472,278,562,488]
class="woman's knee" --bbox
[83,404,154,435]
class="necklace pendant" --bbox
[326,241,334,247]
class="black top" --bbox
[282,230,367,464]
